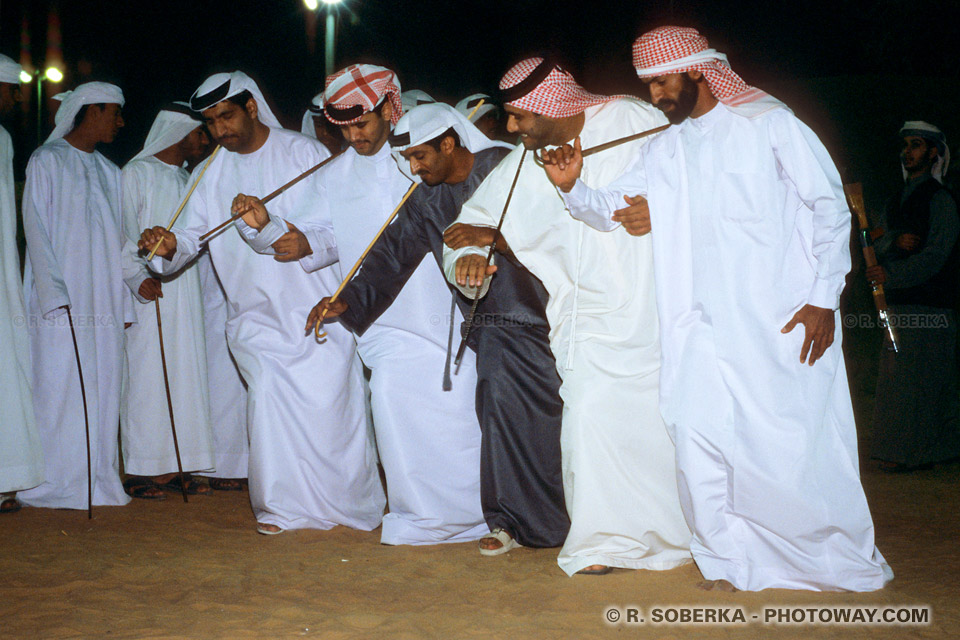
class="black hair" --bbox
[226,90,254,109]
[73,102,107,130]
[423,127,461,151]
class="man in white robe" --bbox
[0,55,42,514]
[299,64,486,545]
[119,103,215,498]
[19,82,133,509]
[443,58,691,575]
[546,26,892,592]
[138,71,384,534]
[300,90,345,157]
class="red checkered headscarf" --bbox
[323,64,403,126]
[498,57,617,119]
[632,26,768,106]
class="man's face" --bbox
[312,115,344,156]
[202,98,258,153]
[179,126,212,165]
[505,105,563,149]
[644,72,699,124]
[339,106,392,156]
[92,103,124,143]
[901,135,938,174]
[400,140,454,186]
[0,83,22,118]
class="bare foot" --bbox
[257,523,283,535]
[478,536,504,551]
[697,579,738,592]
[577,564,613,575]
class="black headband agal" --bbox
[498,58,558,104]
[307,103,324,115]
[190,79,231,112]
[162,101,202,121]
[388,131,411,148]
[325,102,365,124]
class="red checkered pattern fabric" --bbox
[499,57,616,118]
[323,64,403,125]
[632,26,766,106]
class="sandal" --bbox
[207,477,244,491]
[159,474,212,496]
[1,496,22,514]
[478,528,522,556]
[123,477,166,500]
[257,523,284,535]
[577,565,613,575]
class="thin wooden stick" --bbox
[66,308,93,519]
[314,183,419,338]
[532,123,670,167]
[146,145,222,260]
[155,299,189,503]
[465,98,485,121]
[198,149,344,244]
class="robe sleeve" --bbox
[561,152,648,232]
[881,190,959,289]
[22,151,70,318]
[148,180,205,276]
[768,112,852,310]
[337,197,433,335]
[295,176,339,273]
[120,164,153,303]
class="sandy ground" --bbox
[1,452,956,639]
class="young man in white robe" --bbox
[19,82,133,509]
[138,71,384,534]
[0,55,43,514]
[284,64,486,545]
[120,103,216,499]
[443,58,691,575]
[544,26,892,592]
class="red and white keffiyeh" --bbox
[323,64,403,126]
[632,26,768,107]
[499,57,616,119]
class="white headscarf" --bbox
[46,81,124,143]
[389,102,512,182]
[900,121,950,183]
[189,71,282,129]
[131,102,202,163]
[300,90,324,138]
[401,89,436,114]
[0,54,22,84]
[455,93,496,121]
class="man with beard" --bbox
[545,26,892,592]
[304,103,569,553]
[0,55,42,514]
[443,58,690,576]
[263,64,487,546]
[867,122,960,472]
[20,82,133,509]
[138,71,384,534]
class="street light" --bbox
[304,0,343,77]
[20,65,64,146]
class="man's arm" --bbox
[120,165,159,303]
[878,190,959,289]
[21,153,70,318]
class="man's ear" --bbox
[687,69,704,83]
[440,135,456,154]
[381,100,393,124]
[246,97,259,120]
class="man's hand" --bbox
[138,227,177,259]
[455,254,497,288]
[781,304,835,366]
[612,195,651,236]
[232,193,269,230]
[865,264,887,285]
[541,136,583,193]
[895,233,920,252]
[305,297,348,334]
[138,278,162,301]
[443,223,497,250]
[272,222,312,262]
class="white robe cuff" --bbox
[298,225,339,273]
[442,244,493,299]
[562,179,621,232]
[236,214,287,255]
[808,276,842,311]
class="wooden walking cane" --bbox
[844,183,900,352]
[311,99,488,339]
[65,308,93,519]
[155,298,189,503]
[313,183,419,339]
[146,145,222,260]
[198,149,345,244]
[532,123,670,167]
[453,149,528,372]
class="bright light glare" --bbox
[19,70,33,83]
[321,0,342,4]
[304,0,319,9]
[44,67,63,83]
